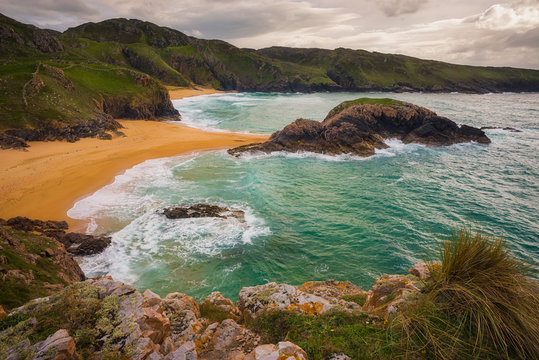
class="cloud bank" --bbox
[2,0,538,69]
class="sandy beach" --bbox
[167,86,228,100]
[0,89,265,231]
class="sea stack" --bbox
[229,98,490,157]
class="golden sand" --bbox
[0,90,265,231]
[167,86,229,100]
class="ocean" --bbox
[68,92,539,300]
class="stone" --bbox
[200,291,240,318]
[89,276,137,298]
[164,293,200,317]
[408,262,432,280]
[363,274,424,318]
[33,329,76,360]
[245,341,307,360]
[160,336,176,355]
[198,319,260,360]
[328,353,351,360]
[237,282,336,321]
[165,341,197,360]
[229,100,490,157]
[59,232,112,256]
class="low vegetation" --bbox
[393,227,539,359]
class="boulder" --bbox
[32,329,76,360]
[164,293,204,345]
[237,282,336,321]
[165,341,197,360]
[58,232,111,256]
[198,319,260,360]
[245,341,307,360]
[229,99,490,157]
[362,274,424,318]
[200,291,240,319]
[408,262,433,280]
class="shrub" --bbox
[394,227,539,359]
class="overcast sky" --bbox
[3,0,539,69]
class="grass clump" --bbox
[394,227,539,359]
[249,311,396,360]
[199,302,239,323]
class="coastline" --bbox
[167,86,230,100]
[0,89,265,232]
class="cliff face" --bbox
[229,98,490,157]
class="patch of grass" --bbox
[0,312,29,331]
[394,227,539,359]
[342,294,367,307]
[199,302,239,323]
[248,311,396,360]
[325,97,404,119]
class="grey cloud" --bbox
[376,0,428,17]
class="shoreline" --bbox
[167,86,230,100]
[0,89,265,232]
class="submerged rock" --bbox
[480,126,522,132]
[161,204,245,220]
[229,98,491,157]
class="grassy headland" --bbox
[1,13,539,146]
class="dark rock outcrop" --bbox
[3,216,111,256]
[1,115,123,149]
[161,204,245,220]
[229,99,491,157]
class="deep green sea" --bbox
[68,92,539,300]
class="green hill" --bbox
[1,14,539,147]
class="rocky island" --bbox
[229,98,491,157]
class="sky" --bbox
[2,0,539,69]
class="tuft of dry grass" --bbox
[393,227,539,359]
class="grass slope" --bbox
[2,13,539,135]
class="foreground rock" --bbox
[229,98,490,157]
[3,216,111,256]
[161,204,245,221]
[237,280,366,322]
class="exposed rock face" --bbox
[0,116,123,150]
[237,282,360,322]
[229,99,491,157]
[32,329,77,360]
[198,319,261,360]
[0,14,64,53]
[3,216,111,256]
[245,341,307,360]
[162,204,245,220]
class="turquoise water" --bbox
[68,92,539,300]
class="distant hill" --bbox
[1,13,539,144]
